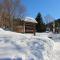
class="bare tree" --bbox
[0,0,26,30]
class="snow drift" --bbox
[0,28,54,60]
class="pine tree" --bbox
[35,13,46,32]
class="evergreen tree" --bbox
[35,13,46,32]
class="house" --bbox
[0,16,37,34]
[13,17,37,33]
[46,19,60,33]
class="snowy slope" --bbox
[0,28,54,60]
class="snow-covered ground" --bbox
[0,28,60,60]
[48,33,60,60]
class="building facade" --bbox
[0,16,37,34]
[46,19,60,33]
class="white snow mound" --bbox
[0,28,54,60]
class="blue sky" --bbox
[22,0,60,19]
[0,0,60,23]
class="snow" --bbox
[53,42,60,60]
[48,33,60,60]
[23,17,37,23]
[0,28,60,60]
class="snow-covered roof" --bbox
[23,17,37,23]
[14,17,37,23]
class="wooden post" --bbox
[23,22,25,33]
[34,25,36,36]
[53,21,55,33]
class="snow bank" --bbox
[0,28,54,60]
